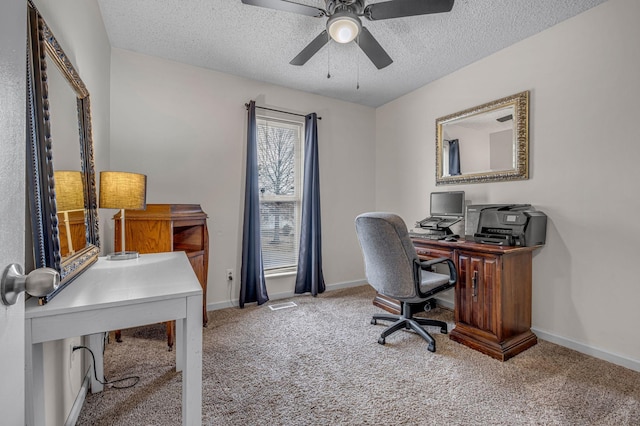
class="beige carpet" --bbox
[77,285,640,425]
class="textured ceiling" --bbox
[96,0,608,107]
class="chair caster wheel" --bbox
[371,319,377,325]
[378,337,385,345]
[428,343,436,352]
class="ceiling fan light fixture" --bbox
[327,12,361,44]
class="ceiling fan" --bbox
[241,0,455,70]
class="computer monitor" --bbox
[430,191,465,217]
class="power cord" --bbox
[72,345,140,389]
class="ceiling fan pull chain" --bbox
[327,34,331,79]
[356,38,360,90]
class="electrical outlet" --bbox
[69,343,77,369]
[226,269,233,281]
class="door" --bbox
[0,0,27,423]
[455,251,500,337]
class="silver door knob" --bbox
[1,264,59,305]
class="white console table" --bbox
[24,252,203,425]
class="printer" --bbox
[473,204,547,247]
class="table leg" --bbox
[25,320,45,426]
[182,293,202,425]
[85,333,104,393]
[175,318,184,372]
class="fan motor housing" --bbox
[325,0,365,16]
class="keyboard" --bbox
[409,232,446,240]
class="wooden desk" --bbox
[374,238,541,361]
[24,252,203,426]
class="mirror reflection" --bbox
[46,49,88,260]
[441,105,515,176]
[54,171,86,258]
[436,91,529,185]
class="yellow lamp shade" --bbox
[54,170,85,212]
[99,171,147,210]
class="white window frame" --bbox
[256,114,305,275]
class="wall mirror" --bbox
[27,1,100,304]
[436,91,529,185]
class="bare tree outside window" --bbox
[257,119,303,270]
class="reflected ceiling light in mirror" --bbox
[327,12,361,43]
[99,171,147,260]
[54,170,85,255]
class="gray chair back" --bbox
[355,212,419,300]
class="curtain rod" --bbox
[245,103,322,120]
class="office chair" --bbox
[355,212,457,352]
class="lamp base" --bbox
[106,251,140,261]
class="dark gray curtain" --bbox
[240,101,268,308]
[295,113,325,296]
[448,139,461,176]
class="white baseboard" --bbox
[434,296,454,310]
[325,279,369,291]
[206,279,368,311]
[532,327,640,373]
[65,367,91,426]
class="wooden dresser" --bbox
[374,238,541,361]
[114,204,209,349]
[57,210,87,257]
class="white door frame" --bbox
[0,0,28,423]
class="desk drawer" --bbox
[415,247,452,260]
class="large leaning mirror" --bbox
[436,91,529,185]
[27,1,100,304]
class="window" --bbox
[257,116,304,273]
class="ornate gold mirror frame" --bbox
[27,1,100,303]
[436,91,529,185]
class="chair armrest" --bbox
[416,257,458,288]
[419,257,450,270]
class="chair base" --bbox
[371,302,448,352]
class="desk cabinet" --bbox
[452,246,538,361]
[456,251,500,333]
[114,204,209,349]
[374,238,540,361]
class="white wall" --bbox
[376,0,640,368]
[489,129,514,171]
[31,0,111,424]
[109,49,375,307]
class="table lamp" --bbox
[54,170,85,255]
[99,171,147,260]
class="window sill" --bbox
[265,269,297,279]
